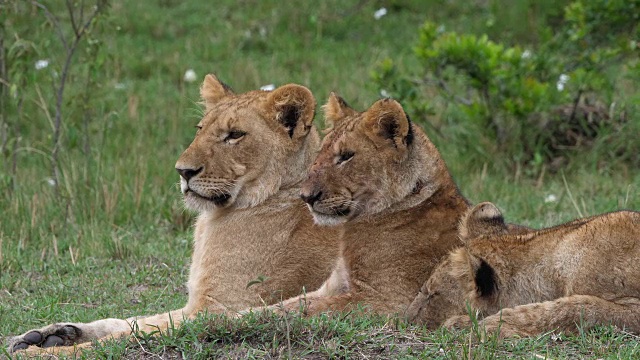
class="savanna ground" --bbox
[1,0,639,358]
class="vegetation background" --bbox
[1,0,638,358]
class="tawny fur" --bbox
[407,201,640,338]
[249,94,471,317]
[8,75,339,355]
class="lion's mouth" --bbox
[334,207,351,217]
[211,193,232,206]
[312,205,352,217]
[186,189,232,206]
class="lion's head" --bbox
[406,202,507,327]
[405,256,467,329]
[300,93,447,225]
[176,74,318,212]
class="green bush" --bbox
[373,0,639,172]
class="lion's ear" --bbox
[323,92,357,129]
[201,74,234,110]
[362,98,414,150]
[467,254,498,299]
[459,202,507,241]
[265,84,316,139]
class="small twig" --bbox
[33,84,54,131]
[11,98,23,194]
[80,0,86,24]
[131,332,163,360]
[415,74,473,106]
[436,78,473,106]
[69,245,76,265]
[0,23,5,102]
[32,1,105,189]
[569,89,583,124]
[80,45,99,155]
[481,85,502,144]
[31,1,69,51]
[14,146,53,160]
[65,0,79,36]
[561,171,584,218]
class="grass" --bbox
[1,0,638,358]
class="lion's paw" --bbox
[443,314,473,330]
[8,324,82,353]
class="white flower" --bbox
[521,50,532,59]
[544,194,558,203]
[437,25,446,33]
[556,74,569,92]
[183,69,197,83]
[35,59,49,70]
[114,82,126,90]
[260,84,275,91]
[380,89,391,98]
[46,177,56,186]
[374,7,387,20]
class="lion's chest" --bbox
[186,207,298,310]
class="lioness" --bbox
[407,201,640,338]
[255,94,471,316]
[8,75,339,353]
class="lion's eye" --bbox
[224,130,246,143]
[195,125,203,131]
[336,151,354,165]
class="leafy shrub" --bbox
[373,0,639,172]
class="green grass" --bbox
[1,0,639,358]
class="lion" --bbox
[406,201,640,338]
[8,75,340,354]
[247,94,472,317]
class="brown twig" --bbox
[31,2,69,51]
[31,1,106,189]
[65,0,78,36]
[569,89,583,124]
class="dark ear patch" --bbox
[380,115,399,144]
[405,112,414,146]
[218,79,234,94]
[475,260,497,298]
[278,105,301,138]
[336,95,350,109]
[485,215,506,228]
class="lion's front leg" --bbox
[243,259,352,317]
[7,318,131,353]
[126,309,191,333]
[476,295,640,338]
[271,292,359,316]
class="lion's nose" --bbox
[176,166,203,181]
[301,190,322,206]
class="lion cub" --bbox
[254,94,471,316]
[8,75,339,354]
[407,202,640,338]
